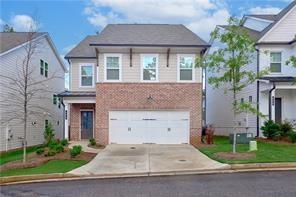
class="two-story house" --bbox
[0,32,67,151]
[206,1,296,137]
[60,24,209,146]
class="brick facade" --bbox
[70,103,95,141]
[95,83,202,146]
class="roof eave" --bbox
[89,43,211,48]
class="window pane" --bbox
[45,62,48,70]
[107,69,119,80]
[270,63,281,73]
[40,60,44,75]
[53,95,57,105]
[143,69,156,81]
[81,66,93,76]
[180,69,193,80]
[81,76,93,86]
[45,70,48,77]
[143,56,156,69]
[107,57,119,68]
[270,52,281,62]
[180,57,193,69]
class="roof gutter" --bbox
[89,43,211,48]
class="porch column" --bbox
[270,90,276,121]
[64,102,70,140]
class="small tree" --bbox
[197,17,268,153]
[2,24,14,32]
[0,28,63,162]
[286,55,296,84]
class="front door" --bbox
[81,111,93,139]
[275,98,282,124]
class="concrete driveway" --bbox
[69,144,230,176]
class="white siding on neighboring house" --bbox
[260,6,296,42]
[0,36,65,151]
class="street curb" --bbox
[1,163,296,186]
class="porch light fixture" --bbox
[147,94,154,102]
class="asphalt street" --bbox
[1,171,296,197]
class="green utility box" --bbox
[229,133,254,144]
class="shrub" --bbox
[279,121,294,137]
[89,138,96,146]
[36,147,44,155]
[48,139,59,150]
[44,123,55,146]
[288,131,296,143]
[46,149,56,157]
[70,145,82,158]
[61,139,69,146]
[55,144,64,153]
[261,120,280,140]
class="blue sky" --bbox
[0,0,293,58]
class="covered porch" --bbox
[259,77,296,126]
[58,91,96,141]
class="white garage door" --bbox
[109,111,190,144]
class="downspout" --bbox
[268,82,276,121]
[200,49,206,126]
[256,48,260,137]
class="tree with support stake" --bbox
[197,17,268,153]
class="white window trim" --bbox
[79,63,95,88]
[269,51,282,74]
[104,53,122,82]
[140,54,159,82]
[177,54,196,82]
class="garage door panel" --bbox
[109,111,189,144]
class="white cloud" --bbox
[0,18,5,26]
[84,0,231,41]
[248,6,281,15]
[10,15,38,31]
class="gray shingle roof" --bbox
[260,76,295,82]
[65,35,98,59]
[219,25,261,41]
[0,32,46,54]
[65,24,210,59]
[246,14,277,21]
[58,91,96,97]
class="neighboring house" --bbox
[60,24,209,146]
[206,1,296,137]
[0,32,67,151]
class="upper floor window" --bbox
[53,94,57,105]
[80,64,94,87]
[178,55,195,81]
[105,54,121,81]
[141,54,158,82]
[270,52,281,73]
[40,59,48,77]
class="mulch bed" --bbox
[87,144,105,149]
[215,152,256,160]
[0,148,96,172]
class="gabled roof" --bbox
[0,32,67,71]
[258,0,296,41]
[218,25,261,41]
[65,35,98,59]
[245,14,277,21]
[66,24,210,59]
[0,32,46,53]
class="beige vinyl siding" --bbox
[0,37,65,151]
[70,59,97,91]
[91,52,202,83]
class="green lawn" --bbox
[199,136,296,164]
[0,160,87,177]
[0,146,41,165]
